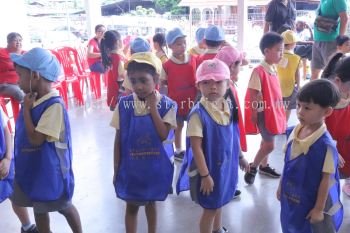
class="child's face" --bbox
[265,42,284,64]
[229,61,241,82]
[296,100,332,127]
[169,37,186,56]
[336,78,350,99]
[338,40,350,54]
[198,79,228,102]
[16,66,33,94]
[128,70,156,100]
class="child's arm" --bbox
[249,88,263,125]
[146,91,171,141]
[23,93,47,146]
[295,62,301,90]
[113,129,120,184]
[306,172,331,223]
[276,178,282,201]
[190,136,214,196]
[0,124,12,179]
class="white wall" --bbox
[84,0,102,38]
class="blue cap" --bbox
[204,25,225,42]
[10,48,61,82]
[130,37,151,53]
[165,27,186,45]
[195,27,206,44]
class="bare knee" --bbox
[262,140,274,153]
[126,203,140,216]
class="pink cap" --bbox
[196,58,230,83]
[215,46,243,67]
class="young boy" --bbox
[188,27,206,56]
[161,27,197,161]
[277,30,301,121]
[335,35,350,54]
[278,79,343,233]
[111,52,177,233]
[10,48,82,233]
[244,32,286,184]
[177,59,248,233]
[196,25,226,66]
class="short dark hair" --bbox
[7,32,22,43]
[259,32,283,54]
[297,79,340,108]
[205,39,223,48]
[336,35,350,46]
[95,24,105,33]
[127,61,157,79]
[322,53,350,83]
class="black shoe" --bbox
[232,189,241,199]
[174,151,185,161]
[212,227,228,233]
[259,164,281,178]
[244,163,257,185]
[21,224,39,233]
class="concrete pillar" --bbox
[0,0,29,49]
[237,0,248,51]
[84,0,102,38]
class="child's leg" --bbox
[145,202,157,233]
[58,204,82,233]
[212,208,222,232]
[252,139,274,168]
[11,202,31,225]
[34,212,51,233]
[285,109,291,122]
[125,203,140,233]
[174,120,184,151]
[199,208,219,233]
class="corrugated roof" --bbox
[179,0,271,7]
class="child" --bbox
[177,59,248,233]
[111,52,177,233]
[10,48,82,233]
[244,32,286,185]
[0,107,39,233]
[100,30,127,111]
[130,37,151,54]
[196,25,225,66]
[277,30,301,121]
[162,27,197,161]
[335,35,350,54]
[278,79,343,233]
[322,53,350,197]
[153,33,168,63]
[189,27,206,56]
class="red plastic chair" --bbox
[0,97,16,133]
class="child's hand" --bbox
[306,208,324,224]
[200,175,214,196]
[0,158,11,179]
[239,157,250,172]
[338,154,345,168]
[145,91,157,110]
[251,113,258,124]
[23,92,38,110]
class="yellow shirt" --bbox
[248,60,277,92]
[110,91,177,130]
[284,124,335,174]
[277,50,301,97]
[203,48,220,55]
[187,97,231,138]
[188,46,205,56]
[34,91,65,142]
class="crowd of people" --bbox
[1,0,350,233]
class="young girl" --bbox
[322,53,350,197]
[11,48,82,233]
[153,33,168,63]
[100,30,126,111]
[110,52,177,233]
[177,59,247,233]
[162,27,197,161]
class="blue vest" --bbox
[14,96,74,202]
[115,94,176,201]
[0,112,14,203]
[281,127,343,233]
[176,102,240,209]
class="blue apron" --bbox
[115,94,176,201]
[176,102,240,209]
[0,112,14,203]
[281,127,343,233]
[14,96,74,202]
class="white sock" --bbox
[22,223,33,231]
[175,148,183,154]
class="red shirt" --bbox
[87,38,101,66]
[196,53,216,67]
[0,48,22,84]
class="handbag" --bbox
[314,0,339,33]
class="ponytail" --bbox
[321,53,344,80]
[100,30,121,69]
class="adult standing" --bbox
[311,0,348,80]
[87,24,106,73]
[264,0,296,34]
[0,32,25,102]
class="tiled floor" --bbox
[1,68,349,233]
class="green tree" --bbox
[155,0,187,14]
